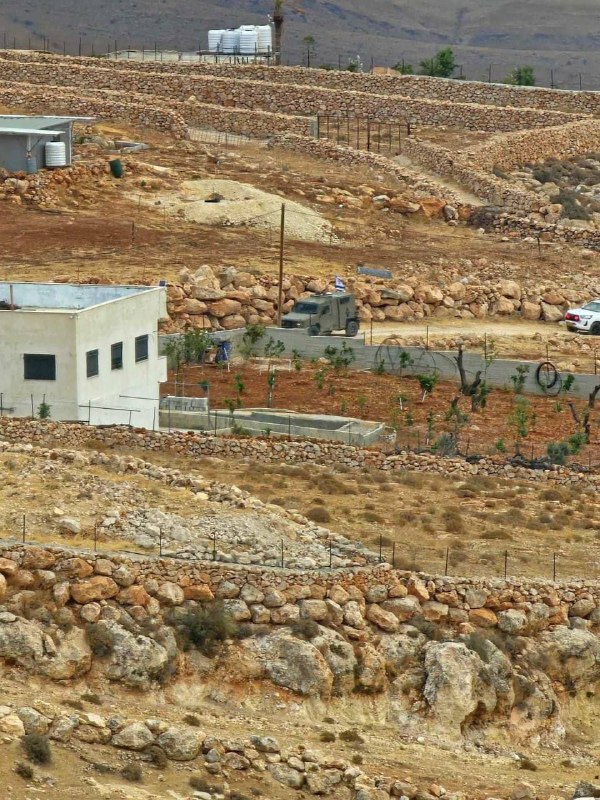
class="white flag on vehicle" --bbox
[334,275,346,292]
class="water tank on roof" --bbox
[44,141,67,168]
[208,29,224,52]
[221,29,240,54]
[239,26,258,55]
[257,25,272,53]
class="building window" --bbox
[135,334,149,363]
[86,349,99,378]
[111,342,123,370]
[24,354,56,381]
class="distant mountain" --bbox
[2,0,600,89]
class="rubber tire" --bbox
[308,324,320,336]
[345,319,359,337]
[591,322,600,336]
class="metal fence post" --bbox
[22,514,26,543]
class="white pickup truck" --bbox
[564,300,600,335]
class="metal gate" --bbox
[316,114,410,154]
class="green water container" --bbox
[109,158,123,178]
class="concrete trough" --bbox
[159,406,385,445]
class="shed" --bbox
[0,115,94,174]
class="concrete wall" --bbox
[0,310,78,418]
[74,288,167,427]
[206,327,600,399]
[0,288,167,427]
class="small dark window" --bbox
[135,334,149,363]
[24,354,56,381]
[86,349,99,378]
[320,305,330,315]
[111,342,123,370]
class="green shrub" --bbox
[22,734,51,765]
[291,617,320,640]
[85,623,116,656]
[15,762,34,779]
[145,744,168,770]
[305,506,331,523]
[173,601,237,656]
[319,730,336,742]
[121,763,143,782]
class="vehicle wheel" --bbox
[591,322,600,335]
[308,324,320,336]
[345,319,359,337]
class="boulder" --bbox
[182,298,209,315]
[313,627,357,695]
[268,762,305,789]
[541,303,564,323]
[414,285,444,305]
[423,642,496,735]
[220,314,246,330]
[521,301,541,321]
[157,725,203,760]
[366,604,399,633]
[93,621,171,688]
[207,298,242,318]
[498,280,521,299]
[250,631,333,697]
[71,576,119,604]
[112,721,155,750]
[156,582,184,606]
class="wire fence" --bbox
[1,33,600,91]
[2,511,600,582]
[316,114,409,155]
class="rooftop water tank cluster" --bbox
[208,25,272,55]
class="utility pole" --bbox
[277,203,286,326]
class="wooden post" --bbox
[276,203,286,326]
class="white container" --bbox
[208,29,224,52]
[257,25,272,54]
[239,27,258,55]
[45,141,67,168]
[221,29,240,54]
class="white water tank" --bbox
[239,26,258,55]
[45,141,67,168]
[208,29,224,52]
[257,25,272,53]
[221,29,240,54]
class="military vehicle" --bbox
[281,292,360,336]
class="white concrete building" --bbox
[0,282,167,428]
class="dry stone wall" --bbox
[164,260,597,333]
[0,79,187,138]
[1,417,599,492]
[0,56,584,133]
[4,50,600,116]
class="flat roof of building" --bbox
[0,115,95,126]
[0,127,63,137]
[0,282,160,312]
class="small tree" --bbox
[233,373,245,405]
[416,373,439,402]
[239,324,266,359]
[420,47,456,78]
[393,61,414,75]
[508,397,535,454]
[314,366,328,391]
[568,383,600,443]
[505,65,535,86]
[510,364,530,394]
[266,368,277,408]
[38,399,51,419]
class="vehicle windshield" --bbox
[293,302,318,314]
[583,301,600,312]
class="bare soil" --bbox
[164,362,600,459]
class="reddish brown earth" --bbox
[163,363,600,463]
